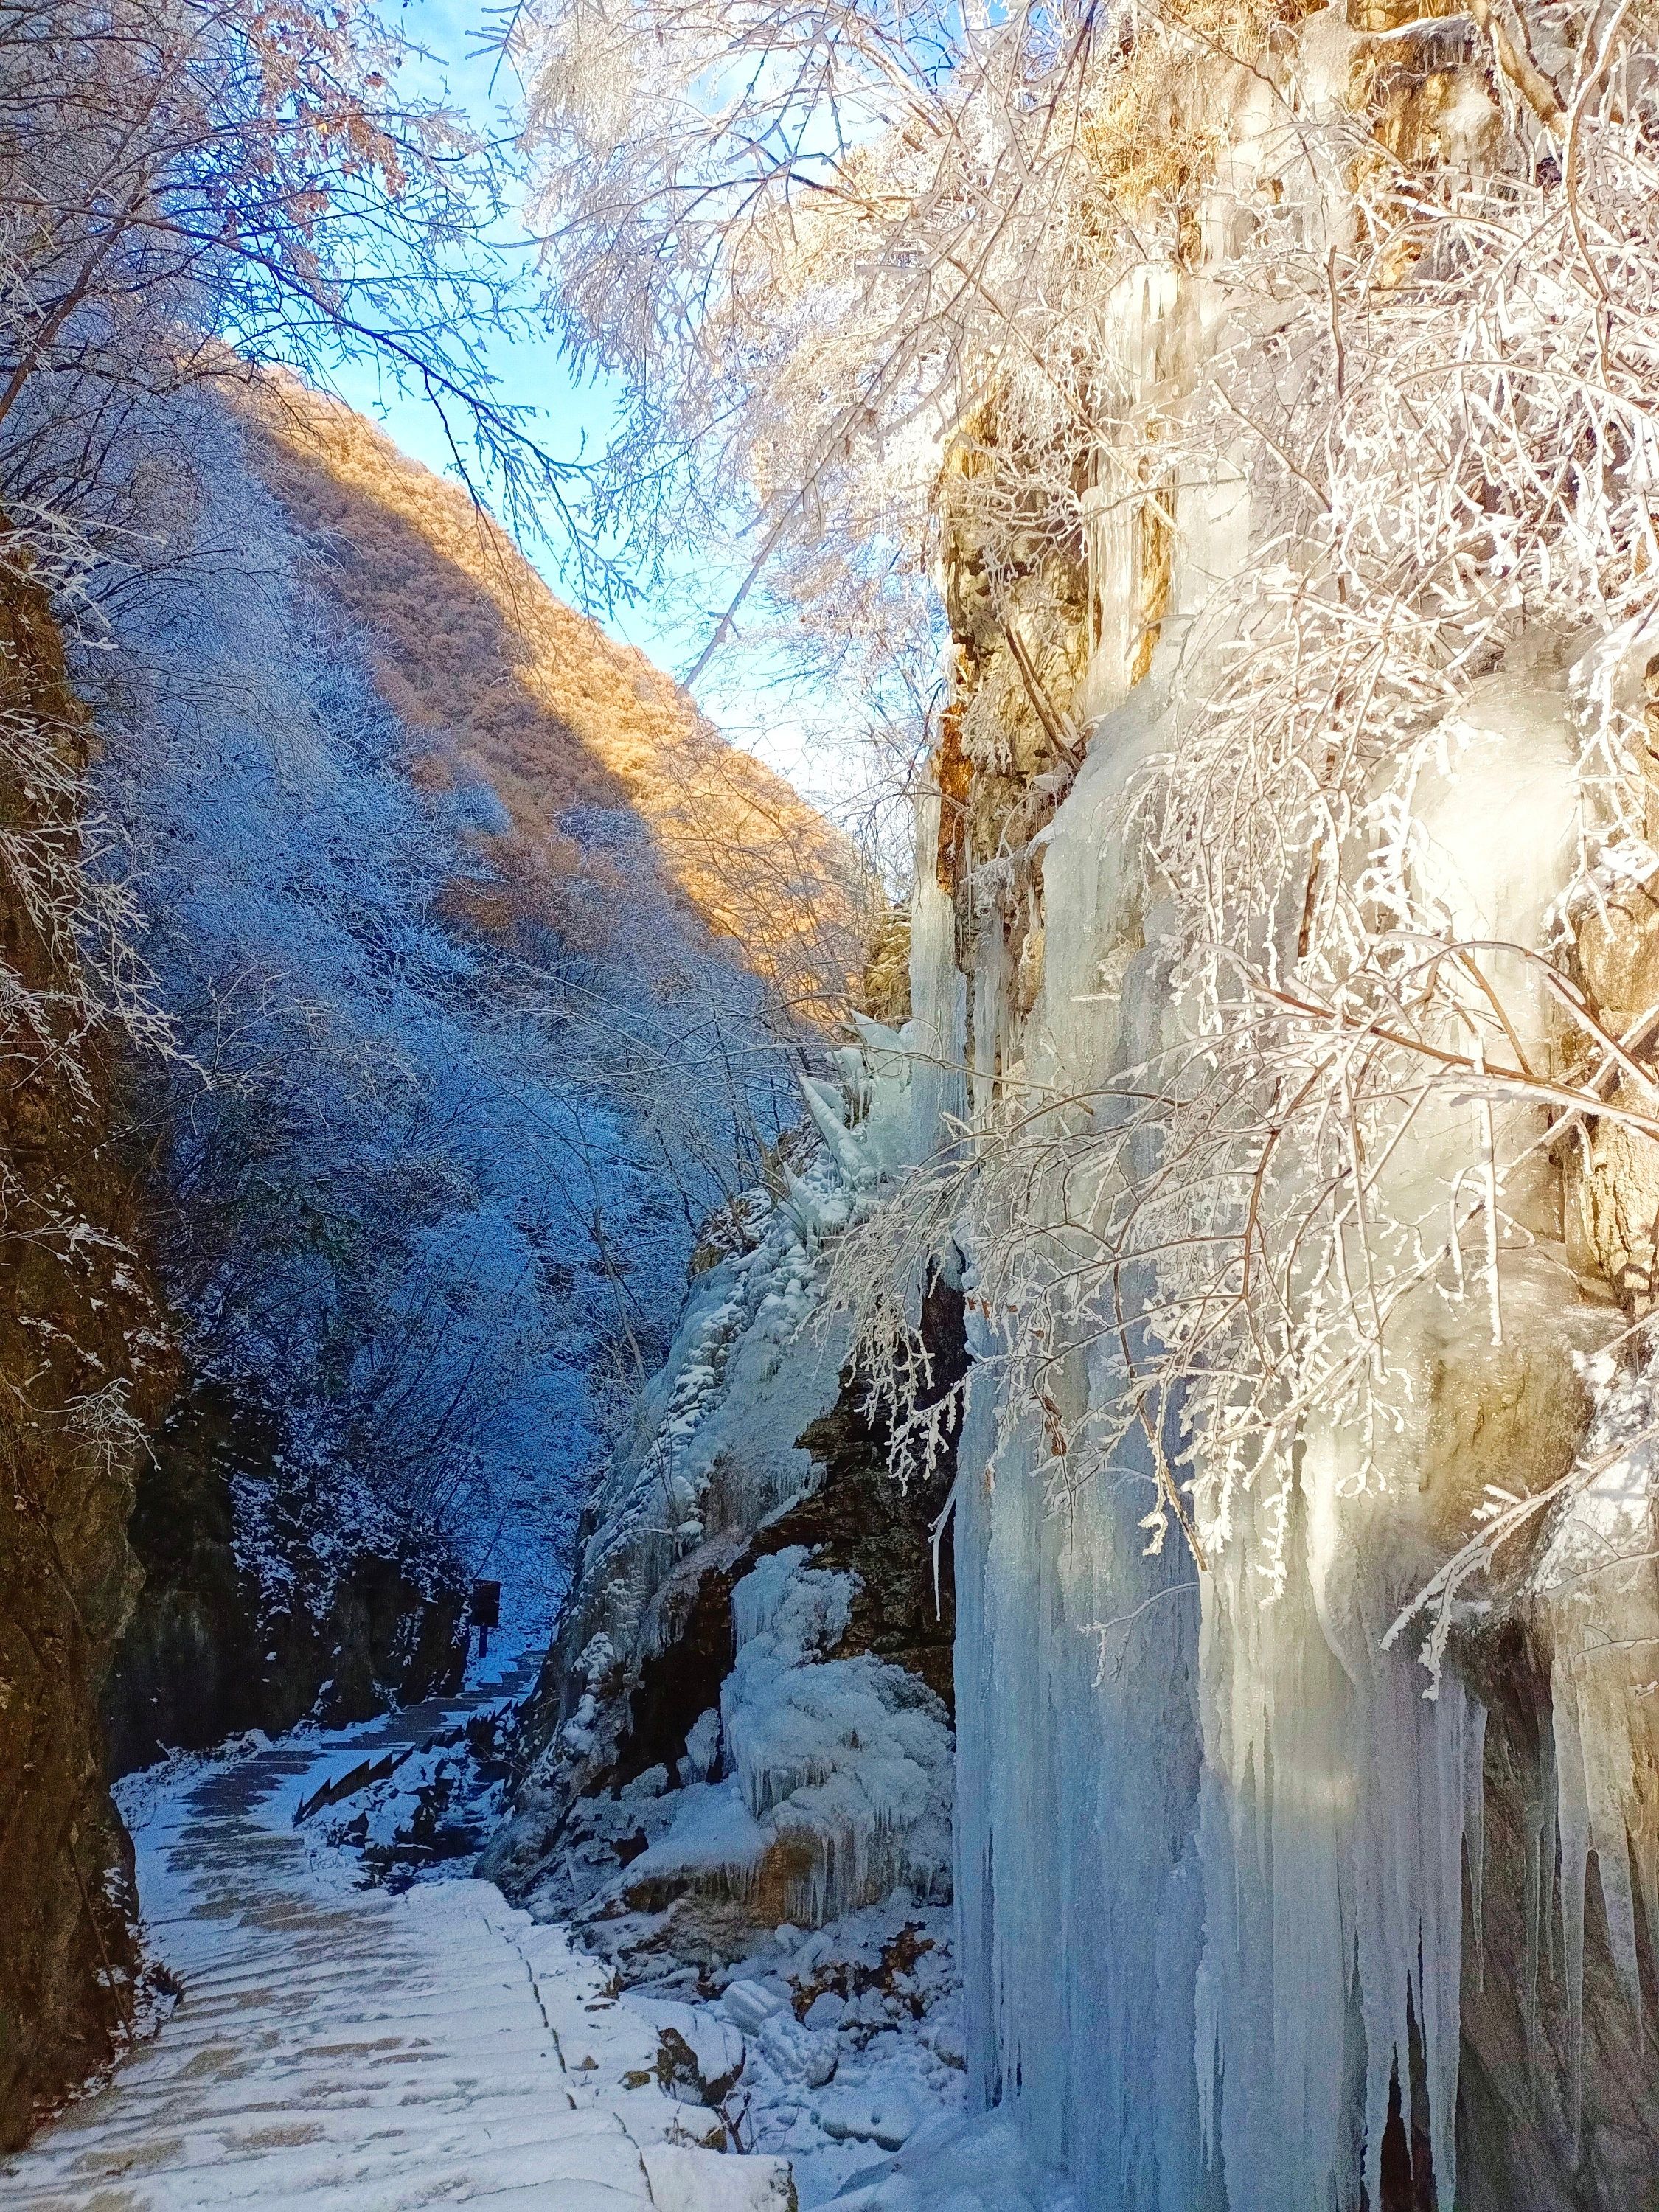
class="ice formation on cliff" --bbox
[625,1549,953,1927]
[905,55,1659,2207]
[487,983,960,1930]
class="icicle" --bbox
[1465,1703,1488,1986]
[1534,1352,1659,2144]
[971,889,1006,1130]
[1638,1832,1659,2029]
[1523,1717,1559,2103]
[799,1074,867,1185]
[1554,1662,1591,2160]
[907,784,967,1164]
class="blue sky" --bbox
[331,4,675,644]
[326,3,874,819]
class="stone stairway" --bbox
[1,1659,792,2212]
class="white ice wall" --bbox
[931,238,1622,2209]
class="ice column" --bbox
[908,781,968,1162]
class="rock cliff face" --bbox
[487,1091,967,1973]
[102,1385,465,1778]
[0,563,168,2146]
[891,9,1659,2202]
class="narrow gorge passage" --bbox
[15,0,1659,2200]
[1,1654,788,2212]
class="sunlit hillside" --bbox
[239,379,869,1032]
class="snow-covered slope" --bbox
[95,397,835,1741]
[239,376,868,1036]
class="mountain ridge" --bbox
[237,376,869,1036]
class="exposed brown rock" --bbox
[1453,1627,1659,2212]
[0,554,170,2146]
[103,1384,467,1778]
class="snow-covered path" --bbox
[1,1660,790,2212]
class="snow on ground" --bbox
[694,1902,967,2205]
[293,1635,971,2205]
[821,2112,1081,2212]
[0,1645,789,2212]
[1,1635,1062,2212]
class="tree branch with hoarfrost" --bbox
[514,1,1659,2196]
[512,0,1154,791]
[0,0,605,573]
[524,0,1659,1613]
[0,0,635,1145]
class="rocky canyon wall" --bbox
[893,6,1659,2206]
[0,562,168,2146]
[486,1091,967,1970]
